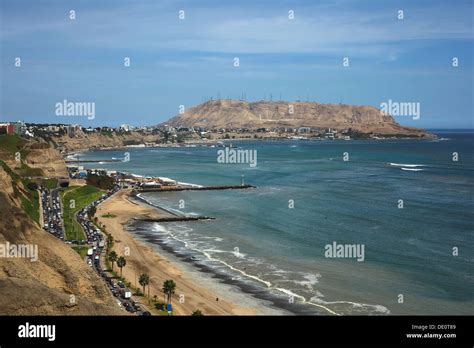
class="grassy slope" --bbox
[41,178,58,189]
[0,160,40,224]
[0,135,43,224]
[20,178,40,224]
[0,134,27,156]
[72,245,90,259]
[61,185,104,241]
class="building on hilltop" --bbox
[119,124,134,132]
[0,123,14,135]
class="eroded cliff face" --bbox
[52,132,163,153]
[24,143,68,177]
[0,144,122,315]
[165,100,432,137]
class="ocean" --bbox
[78,130,474,315]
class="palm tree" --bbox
[87,205,97,219]
[162,279,176,305]
[138,273,150,295]
[117,256,126,278]
[106,234,114,251]
[108,251,117,271]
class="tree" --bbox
[106,234,114,251]
[162,279,176,305]
[108,251,117,271]
[117,256,126,278]
[87,205,97,219]
[192,309,203,316]
[139,273,150,294]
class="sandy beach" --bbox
[96,189,257,315]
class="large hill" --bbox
[164,100,432,137]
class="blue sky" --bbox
[1,0,472,128]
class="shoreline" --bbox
[101,190,342,316]
[96,189,273,315]
[62,136,437,157]
[129,219,337,316]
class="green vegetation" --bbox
[19,182,40,224]
[72,246,90,259]
[61,185,105,241]
[162,279,177,305]
[87,174,114,190]
[101,213,117,218]
[40,178,58,189]
[0,160,20,181]
[87,205,97,219]
[192,309,204,316]
[153,302,169,315]
[117,256,126,278]
[0,160,40,225]
[106,233,114,252]
[16,162,44,177]
[107,251,118,271]
[0,134,27,157]
[123,139,141,146]
[139,273,150,295]
[100,130,114,138]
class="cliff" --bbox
[51,131,163,153]
[0,136,122,315]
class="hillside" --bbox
[0,135,122,315]
[51,131,163,153]
[0,135,67,178]
[164,100,432,137]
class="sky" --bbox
[0,0,473,128]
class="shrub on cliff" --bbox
[86,174,114,190]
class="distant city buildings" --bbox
[0,123,15,135]
[0,121,26,135]
[65,124,81,137]
[119,124,134,132]
[0,121,362,144]
[298,127,311,134]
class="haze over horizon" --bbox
[1,0,473,129]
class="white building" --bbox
[119,124,134,132]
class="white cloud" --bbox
[1,1,472,57]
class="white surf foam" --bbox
[389,163,425,168]
[178,181,203,188]
[152,227,341,315]
[401,167,424,172]
[143,222,386,316]
[308,296,390,315]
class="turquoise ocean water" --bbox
[79,131,473,315]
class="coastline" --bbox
[96,189,278,315]
[62,134,438,157]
